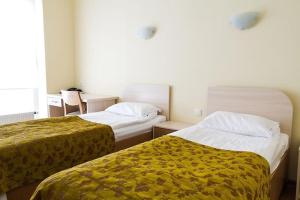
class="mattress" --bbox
[170,125,289,173]
[80,111,166,142]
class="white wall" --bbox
[43,0,75,93]
[74,0,300,180]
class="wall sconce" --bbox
[137,26,156,40]
[230,12,260,30]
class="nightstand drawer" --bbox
[153,127,176,139]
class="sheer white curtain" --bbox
[0,0,40,115]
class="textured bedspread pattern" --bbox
[0,116,115,193]
[31,135,270,200]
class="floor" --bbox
[280,182,296,200]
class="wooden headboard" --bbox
[122,84,170,120]
[207,86,293,137]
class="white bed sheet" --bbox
[170,125,289,173]
[114,115,166,141]
[80,111,151,129]
[80,111,166,142]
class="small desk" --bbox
[48,93,118,117]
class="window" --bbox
[0,0,40,115]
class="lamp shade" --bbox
[230,12,260,30]
[137,27,156,40]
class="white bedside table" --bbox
[153,121,193,139]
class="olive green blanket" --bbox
[0,116,115,193]
[31,135,270,200]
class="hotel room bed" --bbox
[0,84,170,200]
[0,116,115,195]
[30,86,293,200]
[31,134,272,200]
[80,111,166,143]
[79,111,167,151]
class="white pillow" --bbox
[198,111,280,138]
[105,102,161,118]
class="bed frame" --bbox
[207,86,293,200]
[4,83,170,200]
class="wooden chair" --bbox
[61,90,86,116]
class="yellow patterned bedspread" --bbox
[31,135,270,200]
[0,116,115,193]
